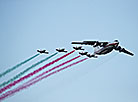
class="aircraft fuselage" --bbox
[95,43,118,55]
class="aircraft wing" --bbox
[72,41,109,46]
[72,41,96,45]
[121,48,134,56]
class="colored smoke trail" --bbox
[0,54,39,78]
[0,50,75,94]
[25,55,81,85]
[0,53,58,88]
[0,57,87,101]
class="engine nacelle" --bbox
[93,41,100,47]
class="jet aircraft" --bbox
[73,46,84,50]
[37,50,49,54]
[87,53,98,58]
[79,52,88,55]
[56,48,67,53]
[72,40,134,58]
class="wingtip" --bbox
[131,53,134,56]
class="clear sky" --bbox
[0,0,138,102]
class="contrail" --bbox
[0,50,75,94]
[0,54,39,78]
[0,52,58,88]
[0,57,87,101]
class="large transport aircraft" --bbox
[72,40,134,58]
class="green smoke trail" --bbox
[0,54,40,78]
[0,52,58,88]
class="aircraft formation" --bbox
[37,39,134,58]
[0,39,134,101]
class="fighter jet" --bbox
[56,48,67,53]
[72,40,134,58]
[37,50,49,54]
[73,46,84,50]
[79,52,88,55]
[87,54,98,58]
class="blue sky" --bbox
[0,0,138,102]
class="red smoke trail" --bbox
[0,50,75,94]
[26,55,81,84]
[0,58,87,101]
